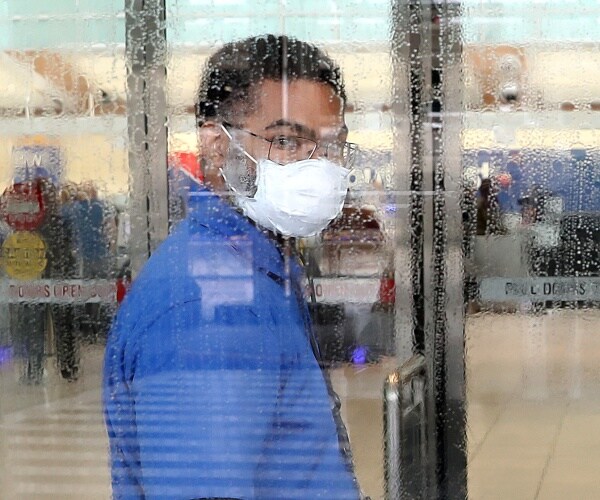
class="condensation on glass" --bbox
[0,0,127,497]
[459,1,600,498]
[3,0,598,499]
[162,2,401,498]
[0,1,405,499]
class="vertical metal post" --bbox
[391,0,432,397]
[390,1,468,499]
[390,0,418,364]
[431,1,468,498]
[125,0,169,276]
[391,0,438,498]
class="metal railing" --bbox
[383,354,428,499]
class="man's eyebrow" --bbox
[265,119,315,138]
[265,119,348,139]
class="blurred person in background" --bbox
[42,180,80,380]
[62,181,115,342]
[476,177,505,236]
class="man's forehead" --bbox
[265,118,347,137]
[245,79,345,129]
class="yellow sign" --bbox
[1,231,47,280]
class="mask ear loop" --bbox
[219,124,260,199]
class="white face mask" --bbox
[235,158,349,237]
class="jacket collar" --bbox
[186,187,286,279]
[187,188,250,237]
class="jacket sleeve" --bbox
[104,293,280,500]
[103,308,145,499]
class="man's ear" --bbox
[198,121,229,167]
[198,121,229,188]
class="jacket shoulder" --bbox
[113,222,256,336]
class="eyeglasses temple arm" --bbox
[220,124,259,165]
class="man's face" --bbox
[202,79,347,190]
[240,79,347,164]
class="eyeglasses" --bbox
[223,123,358,168]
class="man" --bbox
[103,34,360,499]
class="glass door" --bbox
[1,1,418,499]
[383,1,600,498]
[6,1,598,498]
[0,0,128,497]
[163,2,409,499]
[437,1,600,498]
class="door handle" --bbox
[383,354,427,499]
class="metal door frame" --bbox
[389,1,467,498]
[433,1,468,497]
[125,0,169,277]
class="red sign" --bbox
[168,151,203,182]
[0,181,46,231]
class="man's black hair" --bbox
[195,34,345,126]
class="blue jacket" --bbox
[103,189,359,499]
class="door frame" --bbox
[391,1,467,498]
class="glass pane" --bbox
[0,0,127,496]
[458,1,600,497]
[0,2,413,498]
[159,2,401,498]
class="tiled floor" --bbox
[1,309,600,499]
[0,344,112,498]
[466,309,600,500]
